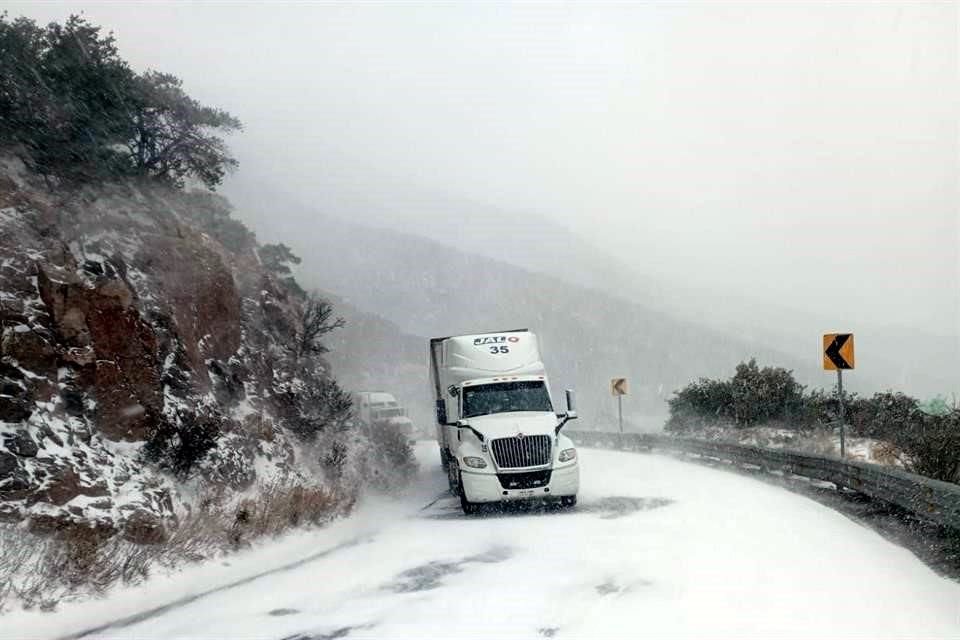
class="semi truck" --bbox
[352,391,416,442]
[429,329,580,514]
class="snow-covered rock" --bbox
[0,157,359,542]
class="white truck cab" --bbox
[429,329,579,514]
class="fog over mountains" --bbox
[225,179,958,432]
[5,0,953,424]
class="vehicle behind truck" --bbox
[352,391,416,442]
[429,329,579,514]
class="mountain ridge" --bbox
[225,178,956,400]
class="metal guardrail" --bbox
[566,430,960,531]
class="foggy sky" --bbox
[9,2,959,337]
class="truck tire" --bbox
[440,447,449,471]
[561,495,577,508]
[458,472,479,515]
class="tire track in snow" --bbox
[57,443,449,640]
[58,536,374,640]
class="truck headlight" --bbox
[463,456,487,469]
[559,448,577,462]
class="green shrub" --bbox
[665,377,734,432]
[0,13,240,188]
[847,392,918,440]
[893,410,960,483]
[666,359,806,432]
[728,359,808,426]
[666,360,960,484]
[143,407,222,477]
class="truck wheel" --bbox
[561,495,577,508]
[458,472,479,515]
[440,448,449,471]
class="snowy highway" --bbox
[13,442,960,640]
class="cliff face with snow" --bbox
[0,156,372,543]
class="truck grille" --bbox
[498,470,552,490]
[491,435,551,468]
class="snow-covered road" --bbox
[11,442,960,639]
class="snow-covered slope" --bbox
[10,442,958,639]
[0,156,370,547]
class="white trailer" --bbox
[429,329,579,514]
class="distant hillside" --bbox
[370,200,958,401]
[230,192,819,430]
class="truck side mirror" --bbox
[555,389,578,435]
[436,399,447,425]
[565,389,578,419]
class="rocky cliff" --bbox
[0,156,375,545]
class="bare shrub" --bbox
[0,524,157,612]
[801,429,836,457]
[872,441,907,467]
[56,526,114,589]
[364,423,418,492]
[296,295,345,358]
[0,480,347,613]
[232,482,344,545]
[161,491,232,562]
[0,526,45,612]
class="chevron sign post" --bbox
[823,333,855,458]
[611,378,628,434]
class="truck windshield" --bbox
[462,381,553,418]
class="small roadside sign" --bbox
[823,333,855,370]
[822,332,854,460]
[611,378,628,396]
[611,377,628,434]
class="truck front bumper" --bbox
[461,462,579,504]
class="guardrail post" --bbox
[838,369,846,459]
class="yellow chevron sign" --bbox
[611,378,628,396]
[823,333,854,370]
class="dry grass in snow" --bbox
[0,482,349,613]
